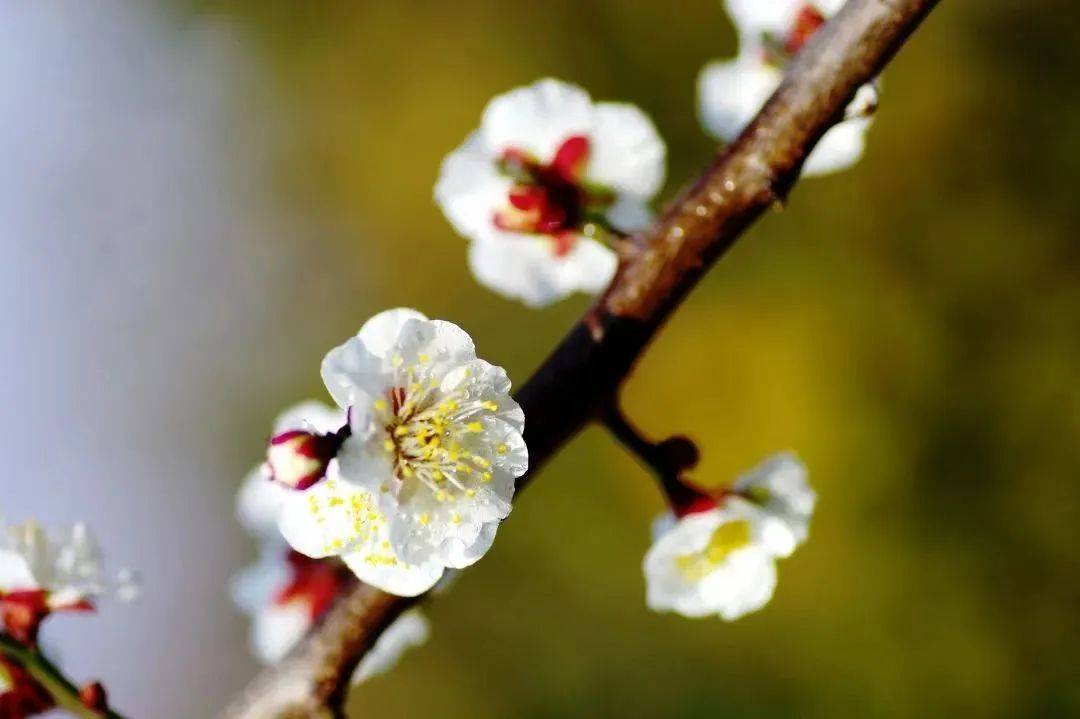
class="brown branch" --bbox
[221,1,940,716]
[600,401,702,508]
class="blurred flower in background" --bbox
[699,0,876,175]
[436,78,665,306]
[644,454,814,621]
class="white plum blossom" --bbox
[435,78,666,306]
[698,0,877,177]
[230,541,350,664]
[234,436,354,664]
[0,519,137,642]
[643,454,815,621]
[276,309,527,595]
[351,609,430,685]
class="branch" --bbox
[222,1,939,716]
[600,402,702,508]
[0,633,125,719]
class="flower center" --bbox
[373,363,505,513]
[493,136,614,257]
[674,520,752,581]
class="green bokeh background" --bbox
[190,1,1079,716]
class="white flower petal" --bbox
[481,78,594,162]
[468,234,616,307]
[698,56,781,142]
[356,308,430,359]
[237,467,290,538]
[272,400,347,436]
[320,336,386,410]
[733,452,816,547]
[391,317,478,375]
[230,543,291,614]
[277,472,382,559]
[251,602,311,665]
[650,511,677,543]
[342,552,443,598]
[643,500,786,621]
[605,195,654,234]
[438,521,500,569]
[698,546,778,620]
[802,117,870,176]
[586,103,666,198]
[725,0,806,41]
[439,359,525,434]
[0,549,38,592]
[351,609,430,685]
[434,132,514,242]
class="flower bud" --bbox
[79,681,108,712]
[266,430,342,490]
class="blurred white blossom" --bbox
[351,609,430,685]
[0,519,137,642]
[699,0,876,176]
[230,542,349,665]
[643,454,814,620]
[435,78,666,306]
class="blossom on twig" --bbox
[643,454,815,620]
[436,78,666,306]
[259,311,527,597]
[699,0,877,176]
[0,520,137,645]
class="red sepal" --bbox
[78,681,108,713]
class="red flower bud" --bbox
[79,681,108,713]
[266,429,343,490]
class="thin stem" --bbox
[0,633,125,719]
[600,402,702,508]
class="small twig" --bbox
[600,402,701,507]
[0,633,124,719]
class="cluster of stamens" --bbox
[492,136,614,256]
[674,520,752,581]
[304,478,394,562]
[372,359,508,525]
